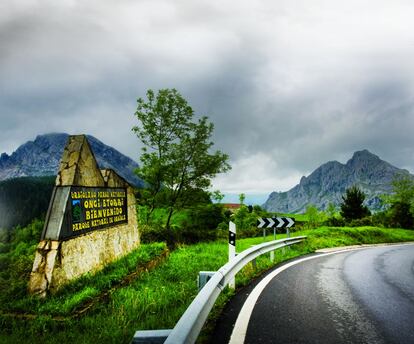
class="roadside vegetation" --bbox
[1,218,414,344]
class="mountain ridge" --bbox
[263,149,412,213]
[0,133,144,187]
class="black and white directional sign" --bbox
[257,217,295,228]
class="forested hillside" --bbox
[0,176,54,230]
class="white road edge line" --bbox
[228,243,413,344]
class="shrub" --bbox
[187,204,225,231]
[324,216,345,227]
[349,216,373,227]
[388,202,414,229]
[141,204,226,244]
[140,224,172,243]
[370,211,388,227]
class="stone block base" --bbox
[29,223,140,297]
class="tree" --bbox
[340,186,370,221]
[389,202,414,229]
[239,193,246,205]
[326,203,337,218]
[132,89,231,235]
[390,173,414,205]
[211,190,225,203]
[305,204,320,228]
[386,173,414,229]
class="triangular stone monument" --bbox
[29,135,140,297]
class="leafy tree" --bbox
[340,186,370,221]
[385,173,414,229]
[132,89,231,236]
[326,203,337,218]
[390,173,414,205]
[234,205,248,230]
[211,190,225,203]
[239,193,246,205]
[305,204,322,229]
[233,205,261,236]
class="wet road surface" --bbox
[214,244,414,344]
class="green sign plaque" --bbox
[57,186,128,240]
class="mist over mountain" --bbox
[263,150,412,213]
[0,133,144,187]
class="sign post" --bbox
[228,221,236,289]
[257,217,295,261]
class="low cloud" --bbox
[1,0,414,195]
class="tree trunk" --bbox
[165,207,175,248]
[165,207,174,230]
[146,204,156,224]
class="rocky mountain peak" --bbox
[346,149,381,168]
[263,150,411,213]
[350,149,378,160]
[0,133,143,187]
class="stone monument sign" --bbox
[29,135,140,296]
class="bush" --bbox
[370,211,388,227]
[237,226,263,238]
[388,202,414,229]
[369,207,414,229]
[324,216,345,227]
[186,204,225,231]
[349,216,373,227]
[304,204,327,229]
[179,204,225,243]
[140,224,172,243]
[141,204,226,244]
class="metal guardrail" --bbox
[132,236,306,344]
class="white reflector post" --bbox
[228,221,236,288]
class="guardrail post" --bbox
[270,228,276,261]
[198,271,215,291]
[252,258,257,270]
[285,227,292,253]
[228,221,236,289]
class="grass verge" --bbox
[1,226,413,343]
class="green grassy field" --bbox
[277,212,310,222]
[1,226,413,344]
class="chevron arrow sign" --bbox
[257,217,295,228]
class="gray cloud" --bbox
[1,0,414,197]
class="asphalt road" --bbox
[213,244,414,344]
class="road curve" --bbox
[213,244,414,344]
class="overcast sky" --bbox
[1,0,414,204]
